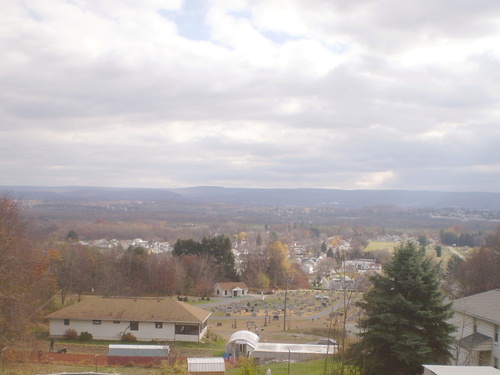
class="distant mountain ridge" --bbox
[1,185,499,210]
[0,186,181,201]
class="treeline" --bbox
[443,240,500,298]
[0,199,59,340]
[439,228,485,247]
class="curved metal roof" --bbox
[227,330,260,346]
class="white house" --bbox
[450,289,500,368]
[213,282,249,297]
[301,258,317,274]
[341,259,381,274]
[45,296,211,342]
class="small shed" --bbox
[107,344,169,366]
[187,357,225,375]
[108,344,169,356]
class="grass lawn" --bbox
[364,241,397,252]
[225,358,360,375]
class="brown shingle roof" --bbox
[45,296,211,323]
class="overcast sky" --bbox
[1,1,500,192]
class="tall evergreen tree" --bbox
[354,241,455,375]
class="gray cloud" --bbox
[0,0,499,192]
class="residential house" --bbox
[450,289,500,368]
[45,296,211,342]
[321,275,368,292]
[341,259,382,274]
[213,282,249,297]
[301,258,317,274]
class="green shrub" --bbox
[121,332,137,342]
[63,329,78,340]
[79,331,93,341]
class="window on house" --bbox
[217,289,220,294]
[175,324,199,335]
[224,290,227,295]
[155,322,163,329]
[93,320,101,325]
[64,319,70,326]
[130,321,139,331]
[113,320,120,324]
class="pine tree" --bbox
[354,241,455,375]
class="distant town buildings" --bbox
[79,238,170,253]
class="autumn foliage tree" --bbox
[447,248,500,297]
[242,241,309,290]
[0,198,58,340]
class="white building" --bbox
[450,289,500,368]
[423,365,500,375]
[213,282,249,297]
[225,330,336,362]
[341,259,381,274]
[45,296,210,342]
[187,357,225,374]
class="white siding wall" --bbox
[451,312,499,368]
[49,319,176,341]
[451,312,475,342]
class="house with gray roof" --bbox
[45,296,211,342]
[450,289,500,368]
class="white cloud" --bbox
[0,0,499,192]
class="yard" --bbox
[2,290,361,374]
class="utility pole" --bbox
[94,354,99,373]
[2,347,9,372]
[283,277,288,331]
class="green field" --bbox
[364,241,397,252]
[225,358,360,375]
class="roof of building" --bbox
[187,357,225,372]
[254,343,336,355]
[214,282,248,290]
[459,332,492,349]
[423,365,500,375]
[451,289,500,324]
[45,296,211,323]
[107,344,169,357]
[227,330,260,348]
